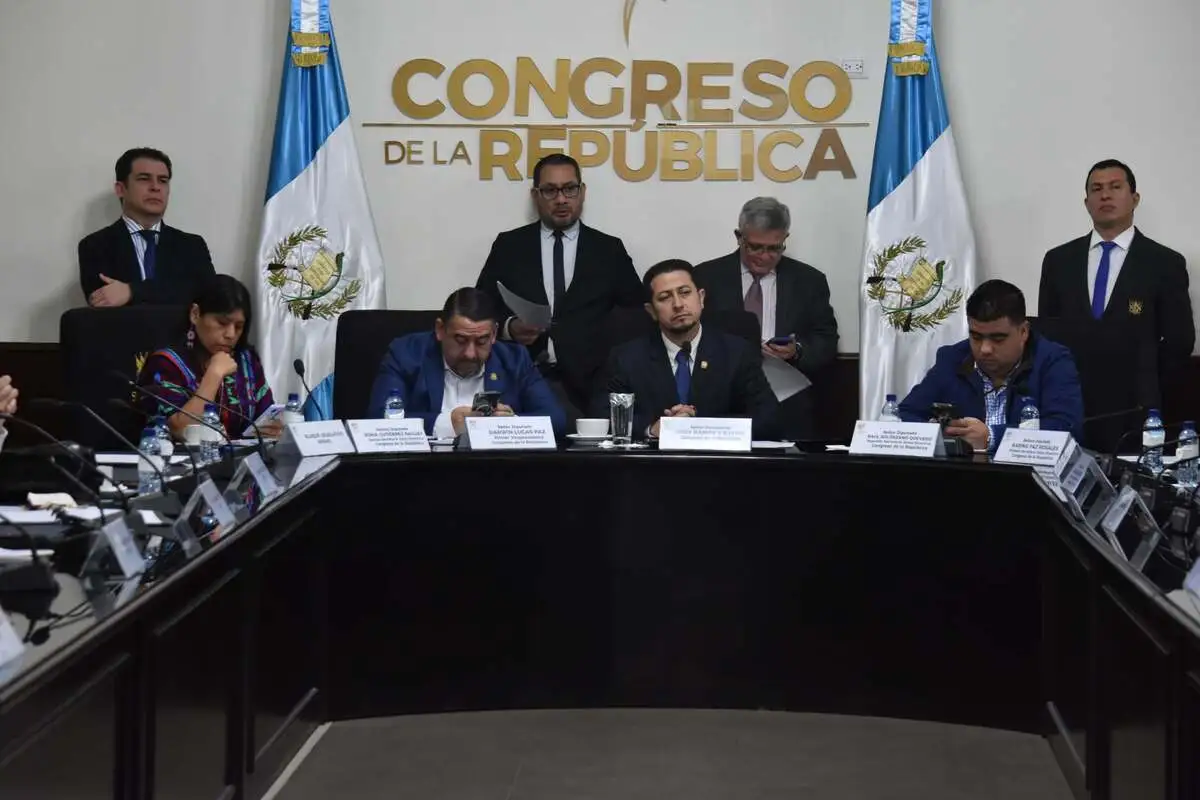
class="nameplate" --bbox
[0,610,23,668]
[849,421,944,458]
[658,417,752,452]
[243,452,282,499]
[1185,555,1200,600]
[196,477,237,530]
[283,421,358,457]
[994,430,1073,498]
[463,416,556,450]
[102,516,146,579]
[347,419,431,453]
[1100,485,1137,536]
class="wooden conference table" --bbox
[0,449,1198,800]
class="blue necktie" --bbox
[138,229,157,281]
[1092,240,1117,319]
[675,345,691,404]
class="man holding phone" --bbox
[897,280,1084,451]
[367,288,566,438]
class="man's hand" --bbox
[508,318,545,346]
[945,417,990,450]
[649,404,696,437]
[206,352,238,380]
[762,339,799,361]
[89,274,133,308]
[493,403,515,417]
[0,375,17,416]
[450,406,480,434]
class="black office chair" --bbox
[59,305,185,450]
[333,310,440,420]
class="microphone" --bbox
[293,358,322,421]
[0,413,121,511]
[0,509,59,595]
[32,400,171,498]
[1082,405,1145,428]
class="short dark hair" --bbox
[1086,159,1136,193]
[642,259,695,298]
[441,287,497,324]
[531,154,581,186]
[966,279,1026,325]
[116,147,173,184]
[190,274,254,350]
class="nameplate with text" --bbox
[994,429,1073,499]
[463,416,556,450]
[659,417,752,452]
[849,421,944,458]
[282,421,358,457]
[347,419,431,454]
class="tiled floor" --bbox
[277,708,1072,800]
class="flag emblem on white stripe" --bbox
[265,225,362,320]
[865,236,963,332]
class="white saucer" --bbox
[567,433,611,441]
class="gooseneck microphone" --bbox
[293,359,323,421]
[0,412,123,512]
[0,510,59,595]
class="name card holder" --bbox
[1099,485,1163,572]
[222,452,284,522]
[658,417,752,452]
[277,421,358,459]
[1058,448,1118,529]
[0,610,24,671]
[994,429,1074,500]
[347,419,431,453]
[462,416,556,451]
[849,420,945,458]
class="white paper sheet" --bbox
[0,547,55,561]
[751,441,796,449]
[0,507,58,524]
[497,282,552,328]
[761,356,811,402]
[96,453,192,466]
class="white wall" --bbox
[1,0,1197,350]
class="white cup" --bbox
[576,418,610,437]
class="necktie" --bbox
[552,229,565,316]
[138,229,157,281]
[745,273,763,327]
[1092,240,1118,319]
[675,342,692,404]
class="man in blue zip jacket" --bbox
[368,287,566,438]
[898,279,1084,451]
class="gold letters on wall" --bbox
[380,57,861,182]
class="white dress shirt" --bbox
[123,215,163,280]
[0,424,6,455]
[1087,225,1135,310]
[663,325,702,376]
[540,221,580,364]
[741,263,778,340]
[431,361,486,439]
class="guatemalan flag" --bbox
[255,0,385,405]
[859,0,976,419]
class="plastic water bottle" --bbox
[137,427,163,495]
[384,390,405,420]
[1176,420,1198,484]
[1142,408,1165,474]
[200,403,222,465]
[282,392,305,427]
[879,394,900,422]
[1018,397,1040,430]
[153,415,174,459]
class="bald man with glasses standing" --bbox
[476,154,643,417]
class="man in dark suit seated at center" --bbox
[595,260,780,440]
[367,287,566,438]
[78,147,215,308]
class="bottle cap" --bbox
[885,394,896,402]
[142,427,156,437]
[1149,408,1161,416]
[288,393,300,402]
[204,403,217,413]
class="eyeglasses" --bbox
[535,183,582,200]
[739,240,786,255]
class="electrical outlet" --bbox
[840,58,866,79]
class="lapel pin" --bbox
[700,361,709,370]
[1128,299,1143,316]
[489,372,499,381]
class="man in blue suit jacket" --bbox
[899,279,1084,451]
[368,288,566,438]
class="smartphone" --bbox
[931,402,958,427]
[472,391,502,416]
[766,336,793,346]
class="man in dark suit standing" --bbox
[596,259,780,440]
[1038,159,1194,404]
[79,147,215,307]
[476,154,643,417]
[694,197,838,437]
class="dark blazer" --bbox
[595,327,781,440]
[366,331,566,437]
[78,219,215,305]
[1038,229,1194,376]
[476,222,643,401]
[693,251,839,374]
